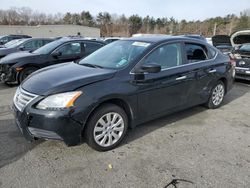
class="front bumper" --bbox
[0,66,17,83]
[235,67,250,81]
[12,103,83,146]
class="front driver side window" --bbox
[142,43,182,69]
[56,42,81,55]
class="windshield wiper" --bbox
[81,63,103,69]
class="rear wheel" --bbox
[206,81,225,109]
[84,104,128,151]
[18,67,38,83]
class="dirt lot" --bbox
[0,81,249,188]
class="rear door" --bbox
[135,42,196,118]
[182,42,221,105]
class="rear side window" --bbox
[185,43,208,63]
[43,40,52,45]
[23,40,44,50]
[84,42,104,55]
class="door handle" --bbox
[208,69,217,73]
[176,75,187,81]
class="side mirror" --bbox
[18,45,25,51]
[141,63,161,73]
[51,51,62,58]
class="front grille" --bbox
[13,87,38,112]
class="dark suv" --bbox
[0,35,31,45]
[0,37,105,84]
[13,36,235,151]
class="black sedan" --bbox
[0,38,53,59]
[0,37,105,84]
[13,36,235,151]
[232,43,250,80]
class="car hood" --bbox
[0,51,42,64]
[212,35,232,47]
[21,62,117,95]
[231,30,250,46]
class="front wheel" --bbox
[84,104,128,151]
[206,81,225,109]
[18,67,38,83]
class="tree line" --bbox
[0,7,250,37]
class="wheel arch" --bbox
[16,65,40,83]
[82,98,134,134]
[218,77,228,94]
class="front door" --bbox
[134,42,196,119]
[49,41,83,65]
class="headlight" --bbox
[36,91,82,110]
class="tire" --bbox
[18,67,38,83]
[84,104,128,151]
[206,81,225,109]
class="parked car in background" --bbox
[0,39,21,48]
[232,43,250,80]
[0,34,31,45]
[211,35,233,54]
[13,36,234,151]
[0,37,106,84]
[229,30,250,81]
[0,38,54,59]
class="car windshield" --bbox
[79,40,151,69]
[33,40,63,54]
[239,44,250,52]
[4,39,21,48]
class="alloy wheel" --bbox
[93,112,125,147]
[212,84,225,106]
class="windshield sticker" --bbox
[132,42,150,47]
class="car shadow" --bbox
[0,119,43,169]
[223,80,250,105]
[0,82,18,89]
[122,105,207,146]
[122,82,249,146]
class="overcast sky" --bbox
[1,0,249,21]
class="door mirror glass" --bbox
[141,63,161,73]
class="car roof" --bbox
[57,37,106,44]
[125,35,207,44]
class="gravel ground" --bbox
[0,81,249,188]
